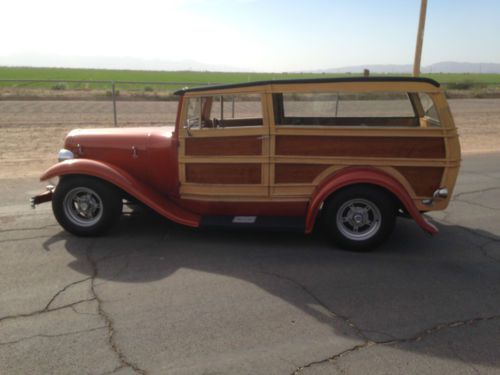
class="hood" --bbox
[64,126,175,154]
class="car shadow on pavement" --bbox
[43,210,500,369]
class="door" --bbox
[178,92,270,201]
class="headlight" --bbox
[58,149,74,162]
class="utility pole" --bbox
[413,0,428,76]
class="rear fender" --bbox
[41,159,200,227]
[305,166,438,235]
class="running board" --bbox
[200,216,305,231]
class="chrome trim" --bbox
[434,188,448,199]
[58,149,74,162]
[422,187,449,206]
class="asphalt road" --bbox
[1,153,499,375]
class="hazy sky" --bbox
[1,0,499,71]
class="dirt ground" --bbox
[1,99,499,179]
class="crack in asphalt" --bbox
[451,222,500,264]
[43,277,92,311]
[0,326,106,347]
[99,364,128,375]
[0,224,59,233]
[86,247,147,375]
[452,186,500,201]
[0,275,93,324]
[292,342,375,374]
[70,303,100,317]
[0,298,96,324]
[449,187,500,213]
[0,235,54,244]
[453,197,500,212]
[0,242,146,374]
[261,271,368,342]
[431,215,500,265]
[292,314,500,374]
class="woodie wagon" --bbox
[31,77,461,250]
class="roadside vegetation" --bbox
[1,67,499,100]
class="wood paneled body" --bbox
[176,81,460,216]
[186,163,261,184]
[185,136,262,156]
[275,135,446,159]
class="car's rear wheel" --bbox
[52,176,122,236]
[323,185,396,251]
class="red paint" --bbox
[40,159,200,227]
[174,199,308,216]
[64,126,179,195]
[305,167,438,235]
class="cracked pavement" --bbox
[1,152,500,374]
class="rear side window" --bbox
[274,91,417,127]
[418,93,441,126]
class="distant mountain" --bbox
[2,53,499,74]
[0,52,242,72]
[319,62,500,74]
[423,62,500,74]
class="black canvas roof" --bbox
[174,76,440,95]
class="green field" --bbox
[1,66,500,91]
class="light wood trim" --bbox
[273,126,456,138]
[272,156,458,167]
[183,127,266,138]
[179,162,186,182]
[181,184,268,197]
[431,92,461,201]
[180,194,309,202]
[271,185,315,197]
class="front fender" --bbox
[305,166,438,235]
[41,159,200,227]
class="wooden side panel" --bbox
[275,136,446,159]
[186,163,261,184]
[395,166,444,196]
[275,164,329,183]
[185,136,262,156]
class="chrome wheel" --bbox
[63,187,103,227]
[336,198,381,241]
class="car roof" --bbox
[174,76,440,95]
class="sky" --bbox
[1,0,499,72]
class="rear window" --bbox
[274,91,417,127]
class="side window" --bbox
[418,93,441,126]
[274,91,417,127]
[337,92,416,118]
[185,94,263,130]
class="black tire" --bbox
[323,185,396,251]
[52,176,123,236]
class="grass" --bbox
[1,66,499,93]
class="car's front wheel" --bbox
[52,176,123,236]
[323,185,396,251]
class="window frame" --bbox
[272,90,431,128]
